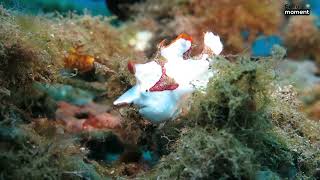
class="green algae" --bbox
[147,128,258,179]
[145,48,319,179]
[0,8,128,179]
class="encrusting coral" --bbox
[285,15,320,69]
[55,101,122,133]
[182,0,283,54]
[129,0,283,55]
[300,85,320,121]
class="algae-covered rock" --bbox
[147,128,257,179]
[0,7,138,180]
[0,124,86,179]
[145,49,320,179]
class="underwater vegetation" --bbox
[143,48,320,179]
[0,2,320,180]
[0,6,142,179]
[0,4,139,102]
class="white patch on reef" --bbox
[277,59,320,90]
[129,31,153,51]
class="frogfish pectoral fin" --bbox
[203,32,223,56]
[113,85,140,106]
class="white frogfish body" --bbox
[114,32,223,123]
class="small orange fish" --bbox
[64,45,95,73]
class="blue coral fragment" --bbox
[306,0,320,16]
[34,83,95,105]
[252,35,282,57]
[305,0,320,28]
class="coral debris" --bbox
[55,101,122,132]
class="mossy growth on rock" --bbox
[0,108,102,180]
[0,7,138,104]
[147,128,257,179]
[144,47,320,179]
[0,8,136,180]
